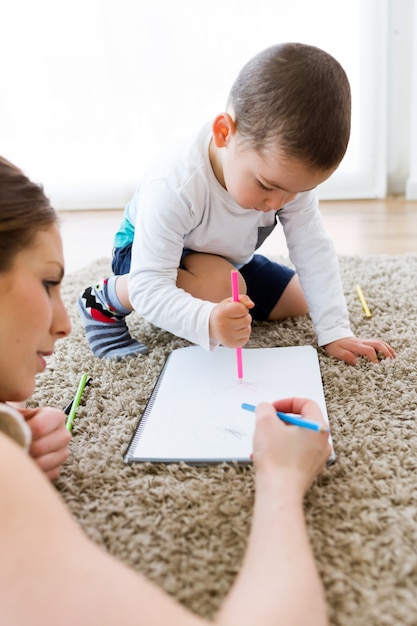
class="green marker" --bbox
[66,373,89,432]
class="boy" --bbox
[78,43,395,365]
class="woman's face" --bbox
[0,223,71,402]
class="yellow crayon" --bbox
[355,284,372,318]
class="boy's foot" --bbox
[77,278,148,360]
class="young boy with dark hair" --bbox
[78,43,395,365]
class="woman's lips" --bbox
[37,351,52,371]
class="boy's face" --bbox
[220,135,334,212]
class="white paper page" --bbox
[126,345,330,463]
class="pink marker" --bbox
[231,270,244,382]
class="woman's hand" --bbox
[252,398,331,497]
[20,407,71,480]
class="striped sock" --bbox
[77,277,148,360]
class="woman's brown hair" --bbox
[0,157,57,271]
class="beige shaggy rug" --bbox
[31,255,417,626]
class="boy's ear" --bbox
[212,113,236,147]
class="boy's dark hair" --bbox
[0,156,57,271]
[227,43,351,170]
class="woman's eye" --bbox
[43,280,59,294]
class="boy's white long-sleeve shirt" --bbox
[127,124,353,351]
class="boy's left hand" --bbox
[324,336,396,366]
[19,407,71,480]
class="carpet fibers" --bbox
[31,255,417,626]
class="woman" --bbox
[0,156,331,625]
[0,156,71,479]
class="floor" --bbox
[60,197,417,274]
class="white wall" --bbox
[0,0,415,207]
[319,0,389,200]
[405,0,417,199]
[387,0,413,195]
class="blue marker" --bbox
[241,403,330,433]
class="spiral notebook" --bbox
[124,345,334,465]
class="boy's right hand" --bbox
[209,295,254,347]
[252,398,331,498]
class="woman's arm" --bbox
[216,399,330,626]
[0,398,330,626]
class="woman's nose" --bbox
[53,297,72,339]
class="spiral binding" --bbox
[123,356,170,463]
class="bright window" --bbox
[0,0,388,208]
